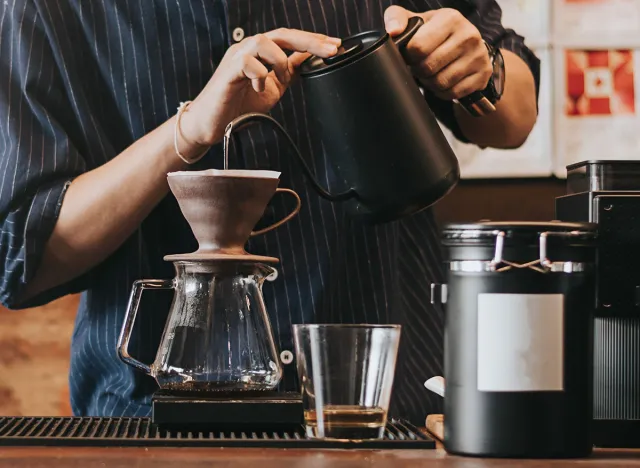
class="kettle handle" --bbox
[224,113,357,202]
[392,16,425,50]
[117,279,175,375]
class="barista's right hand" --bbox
[180,29,341,148]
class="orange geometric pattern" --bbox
[565,49,636,116]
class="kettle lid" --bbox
[299,29,387,76]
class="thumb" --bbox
[384,5,412,35]
[289,51,312,69]
[285,52,313,88]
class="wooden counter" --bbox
[1,415,636,467]
[0,446,638,467]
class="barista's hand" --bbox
[384,6,492,101]
[181,29,341,147]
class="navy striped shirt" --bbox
[0,0,539,422]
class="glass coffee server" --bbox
[117,169,303,430]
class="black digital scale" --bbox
[151,390,304,432]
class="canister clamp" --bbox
[450,229,592,273]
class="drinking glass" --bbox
[292,324,401,440]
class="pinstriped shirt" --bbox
[0,0,539,422]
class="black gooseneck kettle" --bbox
[225,17,460,224]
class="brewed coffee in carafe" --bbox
[117,169,301,393]
[147,261,282,392]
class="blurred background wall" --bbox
[1,0,637,416]
[0,295,77,416]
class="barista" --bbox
[0,1,539,422]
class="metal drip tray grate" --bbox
[0,417,435,449]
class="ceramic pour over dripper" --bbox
[166,169,301,262]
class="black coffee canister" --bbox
[434,221,597,458]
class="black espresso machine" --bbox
[556,160,640,447]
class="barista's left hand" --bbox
[384,6,492,101]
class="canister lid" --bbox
[566,160,640,193]
[442,220,597,247]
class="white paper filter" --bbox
[168,169,281,179]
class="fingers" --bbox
[225,28,340,92]
[384,5,437,35]
[252,34,292,85]
[401,7,491,100]
[288,51,312,69]
[239,55,270,92]
[410,32,463,76]
[231,34,290,86]
[420,51,492,100]
[263,29,341,81]
[401,9,459,65]
[265,28,341,58]
[447,73,489,100]
[413,28,486,82]
[383,5,490,99]
[384,5,412,35]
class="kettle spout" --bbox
[223,113,357,203]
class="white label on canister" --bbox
[477,293,564,392]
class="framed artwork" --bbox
[553,0,640,48]
[553,48,640,177]
[452,48,553,179]
[437,0,640,180]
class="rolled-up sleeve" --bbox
[403,0,542,144]
[0,1,87,309]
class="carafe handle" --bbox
[251,188,302,236]
[224,113,357,202]
[117,279,175,375]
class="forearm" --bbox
[19,112,207,302]
[454,49,537,149]
[8,26,340,306]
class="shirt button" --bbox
[280,350,294,365]
[232,27,245,42]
